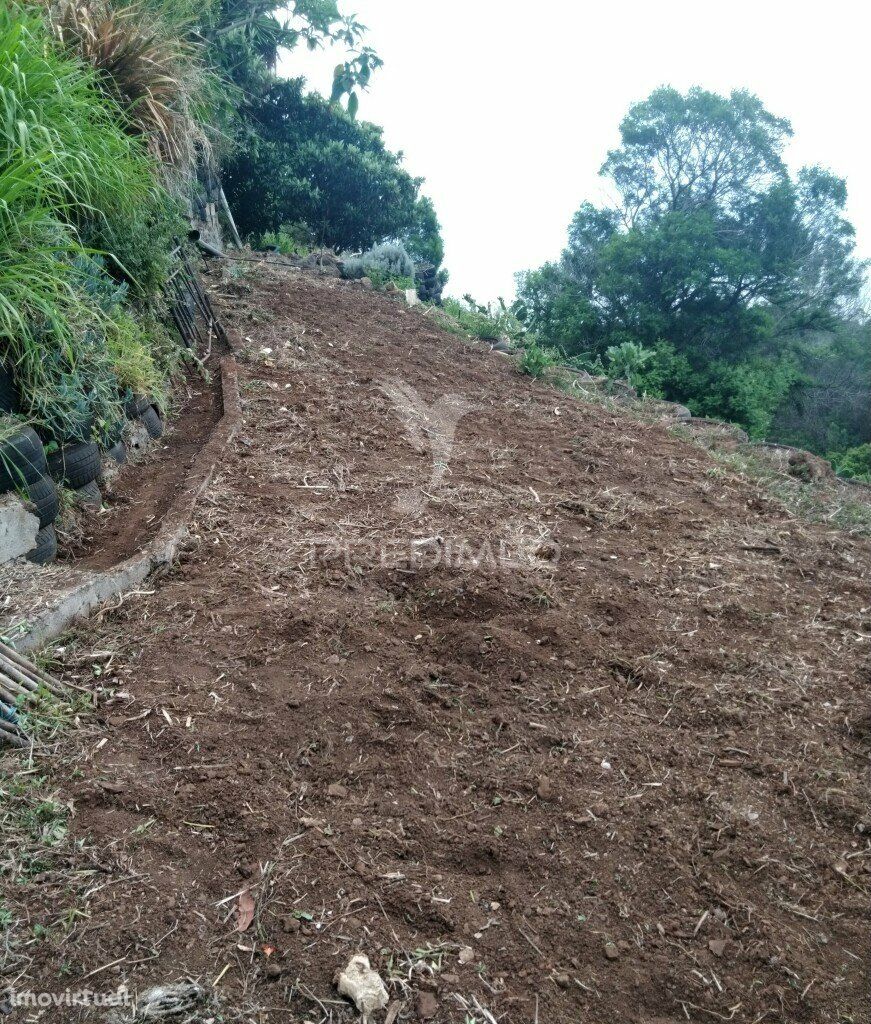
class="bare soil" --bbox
[3,264,870,1023]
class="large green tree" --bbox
[518,87,866,436]
[222,77,428,251]
[211,3,444,264]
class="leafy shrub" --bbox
[829,443,871,482]
[259,224,312,257]
[369,270,414,291]
[519,342,554,378]
[342,242,415,283]
[75,256,167,402]
[605,341,654,384]
[690,357,801,439]
[440,296,528,343]
[441,299,501,340]
[88,188,184,300]
[559,351,606,375]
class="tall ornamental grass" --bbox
[0,4,181,443]
[0,7,158,229]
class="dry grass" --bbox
[45,0,206,167]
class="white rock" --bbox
[127,421,153,455]
[335,954,389,1020]
[0,494,39,564]
[404,288,421,307]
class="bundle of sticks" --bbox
[0,640,67,750]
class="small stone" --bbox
[708,939,727,957]
[591,801,609,818]
[537,775,553,801]
[554,973,571,989]
[282,916,301,933]
[359,277,373,290]
[440,973,459,985]
[416,990,438,1019]
[335,954,389,1017]
[265,962,283,980]
[458,946,474,965]
[327,783,348,798]
[603,942,620,960]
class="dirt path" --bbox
[66,361,223,571]
[5,266,870,1023]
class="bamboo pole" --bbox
[0,684,24,709]
[0,718,28,749]
[219,185,243,249]
[0,672,34,703]
[0,659,41,696]
[0,641,66,696]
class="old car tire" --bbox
[23,473,59,528]
[0,426,47,491]
[46,441,101,489]
[26,524,57,564]
[139,406,164,440]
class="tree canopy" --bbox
[222,78,431,252]
[212,3,444,266]
[517,87,867,440]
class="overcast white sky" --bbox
[280,1,871,302]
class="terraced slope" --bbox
[4,264,870,1024]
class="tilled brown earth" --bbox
[4,266,870,1023]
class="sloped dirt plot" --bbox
[3,266,870,1023]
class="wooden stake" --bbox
[219,185,243,249]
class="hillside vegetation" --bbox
[0,4,869,1017]
[0,0,444,456]
[516,88,870,479]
